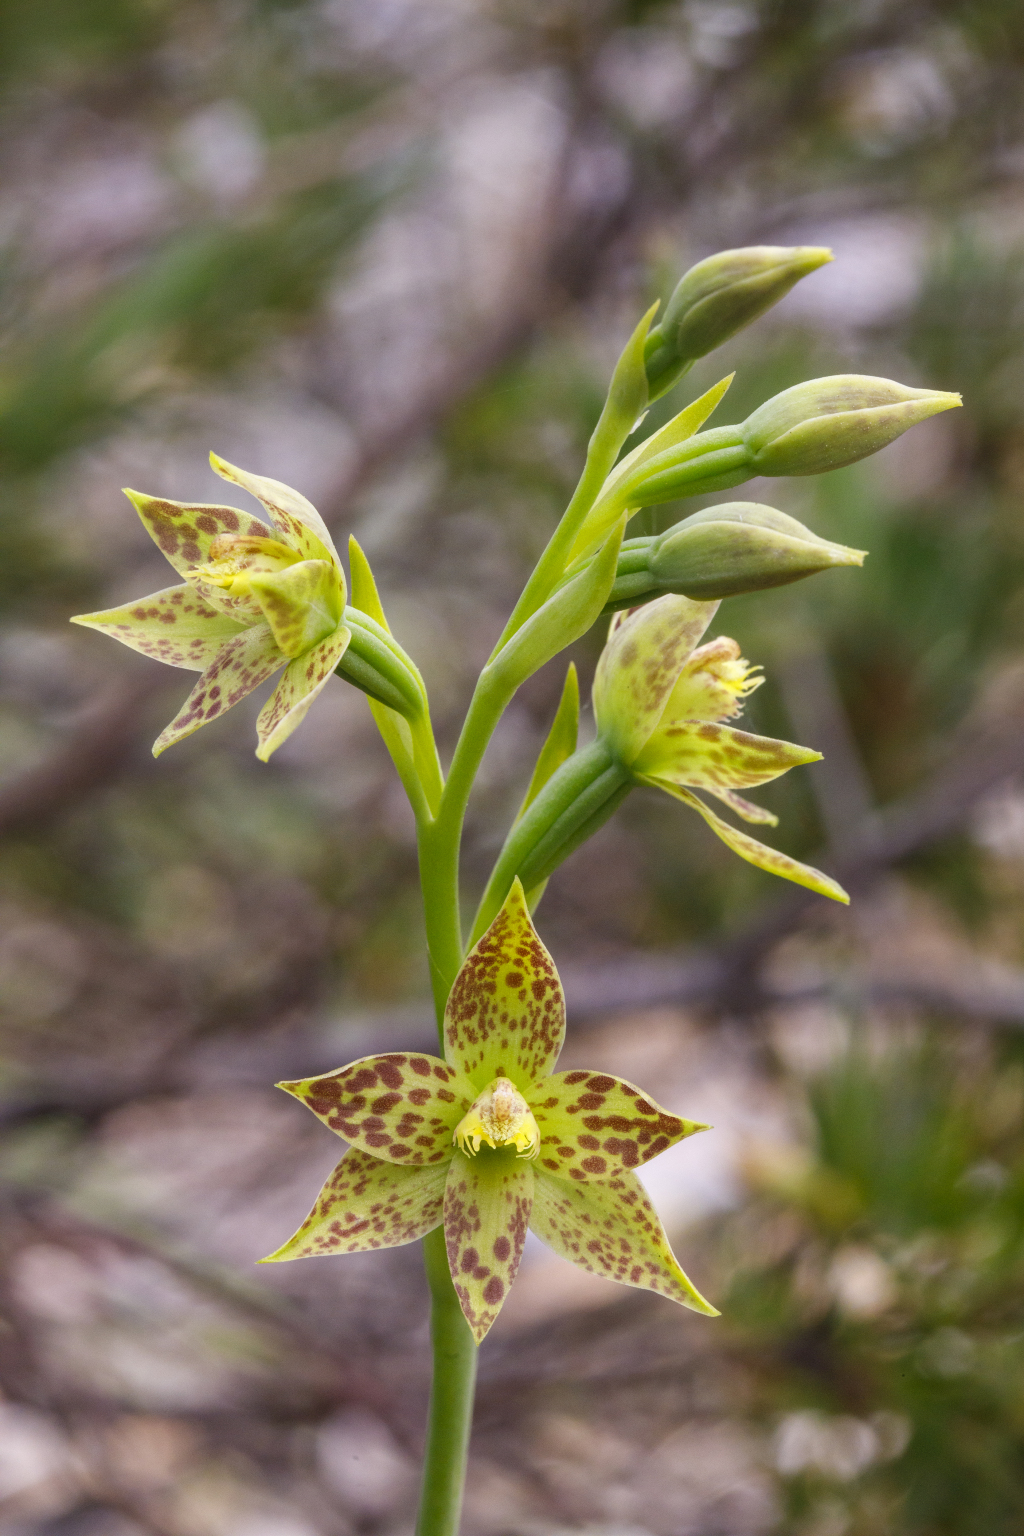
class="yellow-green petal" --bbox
[708,787,778,825]
[650,781,849,902]
[125,489,274,586]
[152,622,285,757]
[634,720,821,791]
[261,1148,446,1260]
[210,453,339,566]
[277,1051,473,1165]
[531,1168,718,1315]
[529,1070,707,1181]
[249,559,346,658]
[592,595,718,765]
[255,624,351,761]
[444,879,564,1093]
[71,584,247,670]
[444,1148,533,1343]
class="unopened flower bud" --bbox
[647,502,866,601]
[743,375,962,477]
[644,246,833,401]
[616,374,961,511]
[601,503,865,609]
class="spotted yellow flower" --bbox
[263,881,716,1343]
[71,454,351,761]
[593,593,848,902]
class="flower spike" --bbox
[264,880,715,1342]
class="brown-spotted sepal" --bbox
[444,880,564,1091]
[530,1071,706,1181]
[262,1149,448,1260]
[278,1052,475,1165]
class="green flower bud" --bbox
[644,246,833,401]
[599,504,866,611]
[648,502,866,601]
[614,374,961,511]
[743,375,962,477]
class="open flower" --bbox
[263,881,716,1343]
[71,454,350,760]
[594,594,848,902]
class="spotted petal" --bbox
[71,584,246,671]
[531,1168,718,1314]
[530,1071,707,1181]
[249,559,346,658]
[652,782,849,903]
[261,1149,446,1261]
[592,596,718,764]
[634,721,821,791]
[152,622,284,757]
[125,490,274,584]
[211,453,339,565]
[278,1052,473,1165]
[444,880,564,1093]
[444,1149,533,1343]
[255,624,351,762]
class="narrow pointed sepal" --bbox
[71,585,246,671]
[652,782,849,902]
[529,1071,707,1180]
[276,1051,472,1165]
[531,1168,718,1315]
[261,1149,446,1260]
[634,721,821,792]
[255,625,350,761]
[444,1150,533,1343]
[152,622,285,756]
[124,489,273,580]
[444,879,565,1091]
[708,787,778,825]
[210,453,339,564]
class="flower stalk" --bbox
[69,244,962,1536]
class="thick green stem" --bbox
[415,1227,478,1536]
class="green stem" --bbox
[415,1227,478,1536]
[419,668,513,1017]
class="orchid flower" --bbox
[263,881,716,1343]
[593,594,848,902]
[72,454,352,761]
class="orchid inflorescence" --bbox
[73,244,961,1532]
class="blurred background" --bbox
[4,1,1024,1533]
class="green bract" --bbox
[263,881,715,1344]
